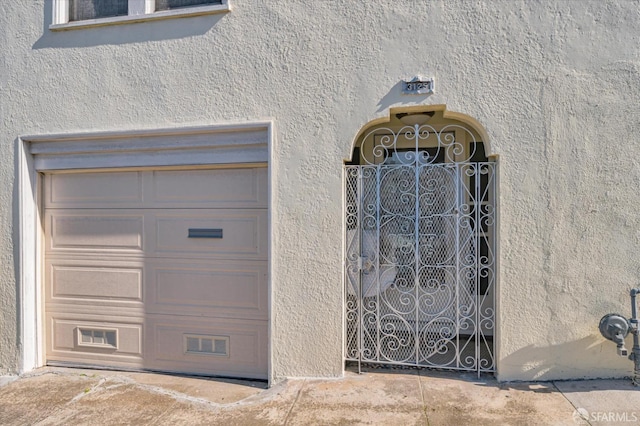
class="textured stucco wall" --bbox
[1,0,640,381]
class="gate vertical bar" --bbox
[413,158,420,365]
[415,132,421,366]
[376,165,381,362]
[357,166,363,373]
[455,163,461,368]
[474,162,481,377]
[490,161,497,371]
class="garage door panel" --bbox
[46,209,267,260]
[151,167,267,208]
[46,259,144,308]
[45,171,144,209]
[146,260,267,320]
[146,316,267,379]
[45,211,144,253]
[153,210,267,260]
[47,315,144,367]
[45,168,267,210]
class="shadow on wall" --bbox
[33,0,222,49]
[499,335,635,382]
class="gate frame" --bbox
[343,105,500,375]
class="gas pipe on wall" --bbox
[599,288,640,386]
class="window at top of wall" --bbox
[155,0,223,11]
[52,0,229,30]
[70,0,128,21]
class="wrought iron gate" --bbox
[345,122,496,373]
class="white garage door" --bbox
[44,166,268,380]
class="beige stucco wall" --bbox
[1,0,640,381]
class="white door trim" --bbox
[17,121,275,383]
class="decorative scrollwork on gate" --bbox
[359,124,481,166]
[345,120,496,374]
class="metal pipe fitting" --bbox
[629,289,640,386]
[599,289,640,386]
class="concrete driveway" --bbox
[1,366,638,425]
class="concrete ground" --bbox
[0,367,639,425]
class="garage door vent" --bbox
[77,328,118,349]
[184,334,229,357]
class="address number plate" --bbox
[402,77,434,95]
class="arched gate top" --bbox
[348,105,494,165]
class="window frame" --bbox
[51,0,230,31]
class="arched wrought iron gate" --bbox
[345,121,496,373]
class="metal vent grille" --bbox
[184,334,229,356]
[77,328,118,349]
